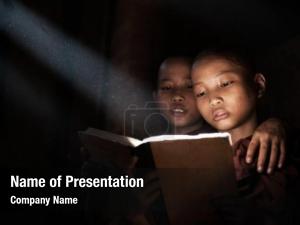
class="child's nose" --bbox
[172,93,185,102]
[209,96,223,107]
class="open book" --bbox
[79,127,238,225]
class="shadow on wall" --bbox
[258,35,300,128]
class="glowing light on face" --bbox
[156,58,203,134]
[192,57,258,141]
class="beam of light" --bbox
[0,0,150,133]
[3,62,58,121]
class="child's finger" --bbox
[267,138,279,174]
[246,137,259,163]
[278,141,286,168]
[256,140,269,173]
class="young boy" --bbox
[153,57,211,135]
[191,49,296,225]
[191,50,263,145]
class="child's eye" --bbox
[196,91,206,98]
[220,81,234,88]
[160,86,172,91]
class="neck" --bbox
[227,115,257,145]
[171,121,203,135]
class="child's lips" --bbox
[170,105,186,117]
[173,108,184,113]
[212,109,229,121]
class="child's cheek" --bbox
[197,100,210,121]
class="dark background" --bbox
[1,0,300,224]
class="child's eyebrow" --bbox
[193,70,238,86]
[159,78,171,82]
[215,70,237,77]
[192,81,203,86]
[159,78,191,82]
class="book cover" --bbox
[79,127,238,225]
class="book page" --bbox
[79,127,143,147]
[79,128,231,148]
[139,132,231,146]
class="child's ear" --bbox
[254,73,266,98]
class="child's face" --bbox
[155,58,202,132]
[191,56,257,133]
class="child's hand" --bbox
[246,118,286,174]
